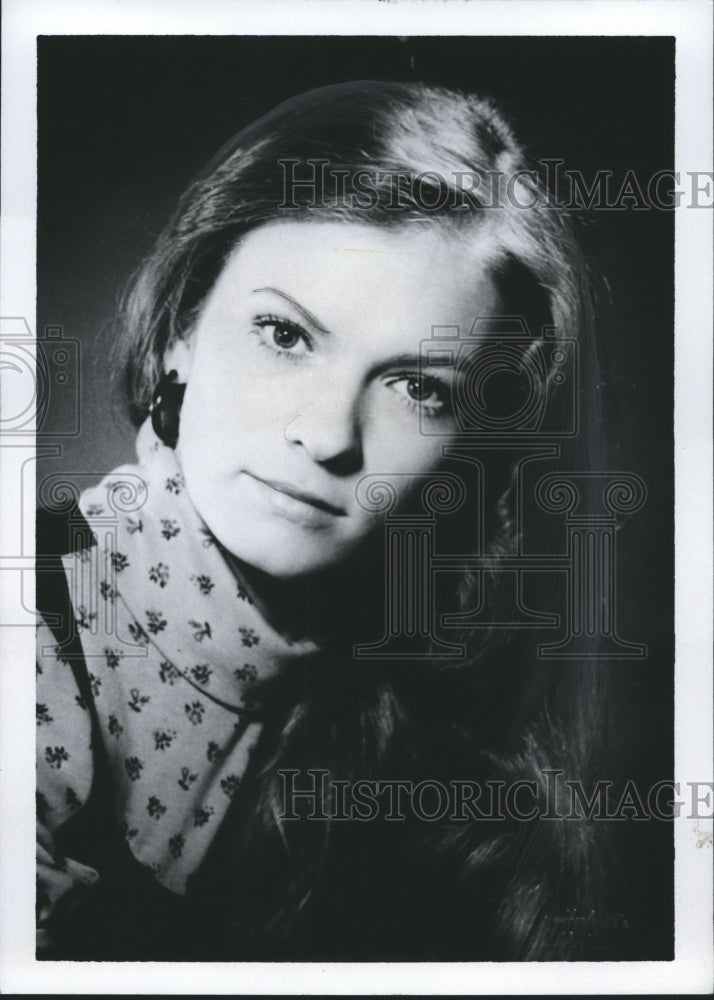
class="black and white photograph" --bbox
[0,0,711,993]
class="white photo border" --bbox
[1,0,711,994]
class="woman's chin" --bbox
[217,534,358,583]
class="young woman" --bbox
[36,80,630,961]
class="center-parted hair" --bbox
[119,81,595,427]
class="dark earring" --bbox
[150,370,186,448]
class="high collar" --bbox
[72,420,324,713]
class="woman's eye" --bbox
[388,374,451,416]
[253,317,311,357]
[405,376,435,402]
[271,324,301,349]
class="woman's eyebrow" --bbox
[372,352,462,376]
[251,287,330,334]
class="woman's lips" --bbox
[243,473,346,526]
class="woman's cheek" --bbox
[372,424,449,478]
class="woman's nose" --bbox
[283,388,363,474]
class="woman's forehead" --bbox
[217,219,501,314]
[233,217,494,257]
[185,220,503,365]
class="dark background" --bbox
[37,35,674,957]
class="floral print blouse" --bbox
[36,420,322,930]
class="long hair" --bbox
[117,82,615,959]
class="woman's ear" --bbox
[163,337,195,383]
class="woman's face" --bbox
[169,221,500,579]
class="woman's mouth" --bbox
[243,473,346,527]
